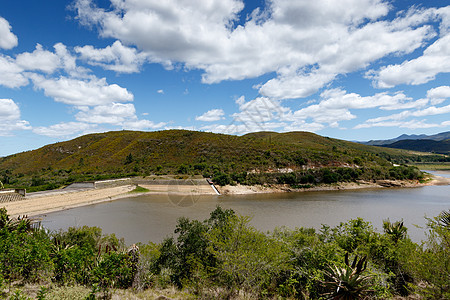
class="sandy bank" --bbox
[3,185,135,217]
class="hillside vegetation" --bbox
[0,207,449,299]
[0,130,445,191]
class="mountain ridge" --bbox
[362,131,450,146]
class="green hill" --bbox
[0,130,443,191]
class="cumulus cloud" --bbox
[355,119,440,129]
[354,85,450,129]
[73,102,166,130]
[75,40,148,73]
[0,99,31,135]
[75,102,136,124]
[122,119,166,130]
[200,122,286,135]
[0,17,18,50]
[368,34,450,88]
[15,44,61,73]
[289,88,429,127]
[427,85,450,104]
[195,109,225,122]
[0,42,90,89]
[0,55,28,88]
[73,0,441,99]
[32,122,97,137]
[29,74,133,106]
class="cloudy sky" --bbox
[1,0,449,156]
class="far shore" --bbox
[2,171,449,217]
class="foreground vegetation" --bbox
[0,130,444,191]
[1,207,449,299]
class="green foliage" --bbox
[124,153,133,165]
[212,172,231,186]
[93,252,135,289]
[325,218,376,252]
[129,185,149,193]
[207,215,290,296]
[438,209,450,228]
[1,207,450,299]
[321,253,373,299]
[383,219,407,243]
[400,212,450,299]
[0,226,54,282]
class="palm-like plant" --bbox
[383,219,407,243]
[438,210,450,229]
[0,207,34,232]
[321,253,373,300]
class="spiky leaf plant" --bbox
[383,219,407,243]
[438,210,450,229]
[321,253,373,300]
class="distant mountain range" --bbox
[361,131,450,154]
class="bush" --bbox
[93,252,135,289]
[212,172,231,186]
[0,227,54,282]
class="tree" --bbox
[125,153,133,165]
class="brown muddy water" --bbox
[38,172,450,245]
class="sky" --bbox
[1,0,450,156]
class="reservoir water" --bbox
[39,172,450,245]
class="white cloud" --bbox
[0,43,89,89]
[32,122,96,137]
[157,89,164,94]
[0,17,18,50]
[200,122,286,135]
[259,70,336,99]
[75,40,148,73]
[0,55,28,88]
[74,0,441,100]
[369,34,450,88]
[54,43,90,77]
[75,102,136,124]
[15,44,61,73]
[427,85,450,104]
[195,109,225,122]
[412,104,450,117]
[29,74,133,106]
[74,102,166,130]
[0,98,21,121]
[289,88,428,126]
[355,119,440,129]
[0,99,31,135]
[122,119,166,130]
[355,97,450,129]
[282,121,326,133]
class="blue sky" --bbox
[1,0,449,156]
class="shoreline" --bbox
[2,172,449,217]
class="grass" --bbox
[5,284,195,300]
[129,185,150,193]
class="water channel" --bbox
[39,171,450,245]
